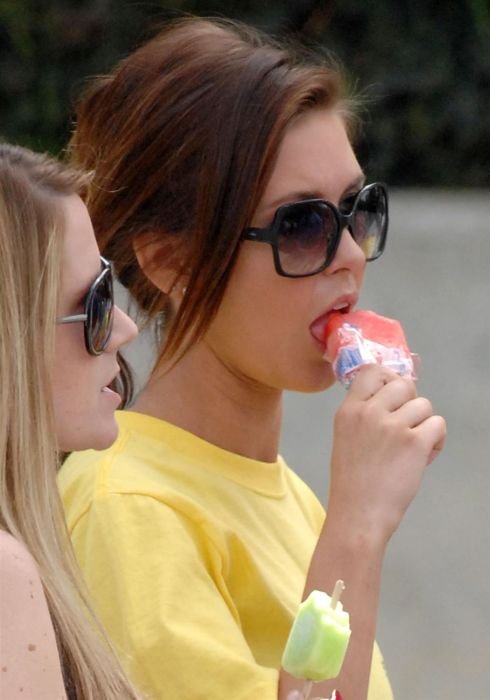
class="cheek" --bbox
[208,269,317,386]
[355,257,367,289]
[53,331,86,397]
[210,250,291,352]
[52,329,120,451]
[52,364,115,452]
[52,364,88,436]
[52,334,93,435]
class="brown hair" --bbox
[69,16,356,364]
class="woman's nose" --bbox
[326,226,366,276]
[108,305,138,352]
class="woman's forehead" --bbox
[257,109,362,217]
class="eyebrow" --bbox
[341,173,366,198]
[266,174,366,211]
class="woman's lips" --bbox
[310,312,332,345]
[101,385,122,408]
[309,297,357,346]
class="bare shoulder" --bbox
[0,530,40,581]
[0,531,48,614]
[0,531,67,699]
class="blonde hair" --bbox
[0,143,143,699]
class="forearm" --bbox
[278,513,386,700]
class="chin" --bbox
[286,364,336,393]
[300,379,336,394]
[59,420,120,453]
[89,423,120,451]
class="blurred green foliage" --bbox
[1,0,488,185]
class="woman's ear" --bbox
[133,233,188,300]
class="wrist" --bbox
[324,494,397,554]
[305,516,386,598]
[321,509,389,560]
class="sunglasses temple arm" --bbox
[57,314,88,324]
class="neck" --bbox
[131,343,283,462]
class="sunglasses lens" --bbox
[276,201,337,276]
[87,269,114,354]
[351,184,387,261]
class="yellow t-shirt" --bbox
[59,411,393,700]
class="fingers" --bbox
[347,364,401,400]
[347,364,417,410]
[414,414,447,464]
[344,363,446,465]
[396,396,434,428]
[329,362,447,545]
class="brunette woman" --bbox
[59,18,446,700]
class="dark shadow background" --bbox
[1,0,489,186]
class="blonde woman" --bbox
[0,143,143,699]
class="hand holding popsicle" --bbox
[327,366,446,542]
[325,310,446,539]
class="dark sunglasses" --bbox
[58,256,114,355]
[242,182,388,278]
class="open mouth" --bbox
[310,298,355,346]
[102,367,121,393]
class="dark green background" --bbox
[1,0,489,186]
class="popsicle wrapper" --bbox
[282,590,351,682]
[324,310,417,388]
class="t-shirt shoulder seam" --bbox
[69,490,227,560]
[93,429,132,497]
